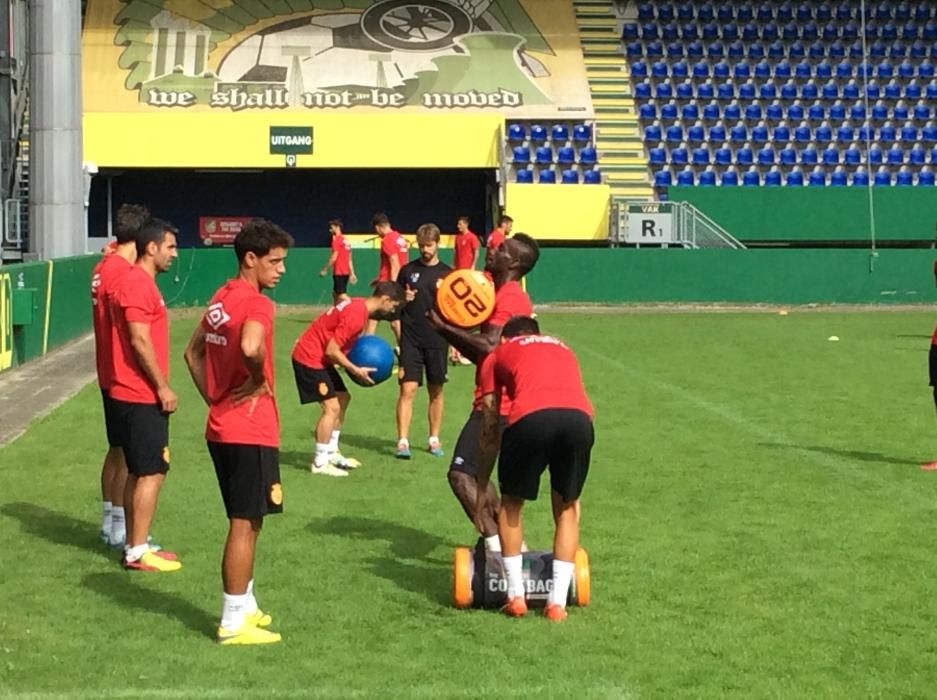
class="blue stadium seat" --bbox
[872,102,888,121]
[764,23,780,41]
[822,145,839,165]
[858,122,875,141]
[651,61,669,79]
[884,81,901,100]
[850,101,866,121]
[900,123,918,142]
[713,61,730,79]
[715,143,733,165]
[512,146,531,164]
[795,60,812,79]
[655,82,673,100]
[697,82,715,100]
[787,168,805,186]
[822,81,839,100]
[801,145,819,165]
[780,144,797,165]
[703,101,721,121]
[899,60,916,79]
[573,124,591,143]
[728,41,745,59]
[666,124,683,143]
[802,81,819,100]
[692,146,710,165]
[734,61,751,80]
[843,22,859,40]
[745,103,762,120]
[721,168,739,186]
[661,101,678,120]
[538,169,556,184]
[723,24,740,41]
[774,124,791,141]
[758,145,775,165]
[749,43,766,59]
[693,60,710,79]
[686,41,703,58]
[535,145,553,164]
[709,123,726,142]
[642,22,659,40]
[844,145,862,165]
[530,125,547,142]
[654,169,672,187]
[677,167,695,186]
[910,146,926,165]
[781,81,798,101]
[808,168,827,186]
[671,145,688,165]
[923,122,937,141]
[776,60,793,80]
[794,122,812,142]
[789,40,806,59]
[816,61,833,80]
[583,169,602,185]
[640,103,657,120]
[737,145,754,165]
[676,81,694,100]
[829,102,846,121]
[724,101,742,121]
[743,168,761,186]
[866,81,881,99]
[579,146,598,166]
[561,169,579,184]
[874,167,892,186]
[718,82,735,100]
[837,125,854,142]
[637,3,653,21]
[852,169,870,185]
[760,82,778,100]
[552,125,569,142]
[752,123,769,143]
[869,145,884,164]
[739,82,756,100]
[647,41,664,58]
[515,168,533,183]
[906,81,922,100]
[920,169,936,185]
[879,123,897,141]
[626,42,643,58]
[718,5,734,22]
[557,146,576,165]
[667,42,685,58]
[661,23,679,41]
[737,5,753,22]
[659,3,676,21]
[830,168,848,186]
[783,22,798,41]
[890,40,908,58]
[809,41,826,58]
[887,144,905,164]
[648,144,667,165]
[911,40,928,59]
[921,61,936,79]
[816,123,833,142]
[927,81,937,99]
[507,124,526,142]
[765,169,782,186]
[645,123,662,142]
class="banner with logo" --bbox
[199,216,254,246]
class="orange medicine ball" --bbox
[436,269,496,328]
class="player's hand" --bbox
[426,308,446,330]
[232,376,272,416]
[319,269,327,277]
[350,273,358,285]
[157,386,178,414]
[405,284,417,302]
[349,365,376,386]
[474,486,489,534]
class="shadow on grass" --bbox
[895,335,933,340]
[306,516,454,605]
[82,572,216,640]
[0,502,111,559]
[760,442,921,466]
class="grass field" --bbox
[3,309,937,698]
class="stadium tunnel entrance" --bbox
[87,168,498,248]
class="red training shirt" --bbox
[453,230,480,270]
[202,279,280,448]
[292,297,369,369]
[487,228,506,251]
[91,253,133,390]
[472,280,533,412]
[379,231,409,282]
[109,265,169,405]
[332,233,352,276]
[480,334,594,427]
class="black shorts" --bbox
[293,359,347,403]
[399,342,448,386]
[100,388,123,448]
[449,410,507,477]
[333,275,350,295]
[929,344,937,386]
[208,442,283,519]
[498,409,594,502]
[110,399,170,476]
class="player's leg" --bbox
[98,389,119,542]
[545,409,594,620]
[924,345,937,470]
[107,448,129,547]
[210,443,281,644]
[119,402,179,571]
[312,396,347,476]
[448,411,502,551]
[425,347,447,456]
[391,319,402,345]
[293,361,350,475]
[329,374,361,469]
[396,381,419,458]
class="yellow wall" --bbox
[84,112,503,169]
[505,183,610,241]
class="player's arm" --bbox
[389,254,402,284]
[427,312,502,364]
[128,320,177,413]
[232,319,271,407]
[324,337,375,386]
[320,251,338,277]
[477,392,501,487]
[349,254,357,284]
[183,325,210,405]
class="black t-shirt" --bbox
[397,258,452,349]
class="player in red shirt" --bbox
[924,328,937,470]
[477,316,594,621]
[292,281,406,476]
[486,214,513,251]
[428,233,540,553]
[184,220,293,645]
[109,218,180,572]
[320,218,357,304]
[92,203,149,549]
[366,212,408,342]
[449,215,481,366]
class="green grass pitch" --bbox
[3,309,937,698]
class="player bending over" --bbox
[185,220,293,645]
[476,316,595,621]
[292,282,406,476]
[428,234,540,551]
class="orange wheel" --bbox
[452,547,474,608]
[574,547,591,607]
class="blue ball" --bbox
[346,335,395,387]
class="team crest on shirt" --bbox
[409,272,421,284]
[269,483,283,506]
[205,302,231,330]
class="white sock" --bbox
[503,554,525,599]
[245,579,258,615]
[485,535,501,552]
[102,501,112,532]
[429,435,440,447]
[549,559,575,608]
[110,506,126,544]
[328,430,341,453]
[126,543,149,562]
[220,592,248,631]
[398,437,410,447]
[314,442,331,468]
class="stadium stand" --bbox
[627,1,937,188]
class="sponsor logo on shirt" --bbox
[205,302,231,330]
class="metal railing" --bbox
[611,199,746,249]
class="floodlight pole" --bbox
[28,0,84,259]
